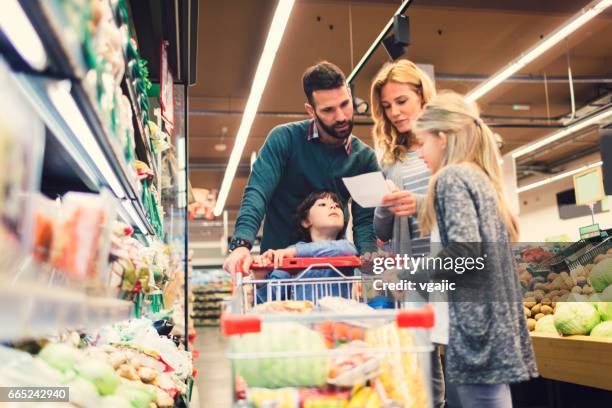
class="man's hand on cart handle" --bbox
[255,248,297,269]
[223,246,252,275]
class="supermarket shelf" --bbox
[6,0,157,236]
[9,69,155,236]
[122,74,160,179]
[0,281,133,342]
[530,333,612,391]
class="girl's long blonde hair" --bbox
[371,60,436,168]
[415,91,519,242]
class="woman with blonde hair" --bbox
[370,60,449,408]
[410,90,538,407]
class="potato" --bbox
[541,305,554,315]
[560,272,570,279]
[534,282,547,291]
[582,285,594,295]
[552,296,560,303]
[571,286,582,294]
[547,272,559,282]
[559,289,569,296]
[524,291,534,299]
[541,297,552,306]
[585,264,595,272]
[534,313,545,321]
[548,290,559,298]
[594,254,610,264]
[575,276,587,287]
[607,248,612,255]
[527,318,537,331]
[531,304,542,314]
[523,297,536,309]
[117,364,139,381]
[563,277,574,290]
[524,307,531,318]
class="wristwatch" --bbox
[228,237,253,252]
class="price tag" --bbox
[160,40,174,130]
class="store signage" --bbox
[160,40,174,129]
[579,224,600,240]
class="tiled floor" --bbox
[194,327,233,407]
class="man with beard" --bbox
[224,61,380,275]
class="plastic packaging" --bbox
[50,191,116,284]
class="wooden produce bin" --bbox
[530,332,612,391]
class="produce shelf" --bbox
[0,281,132,342]
[530,332,612,391]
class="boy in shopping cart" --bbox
[251,190,357,302]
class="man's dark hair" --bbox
[294,190,347,242]
[302,61,347,107]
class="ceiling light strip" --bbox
[512,106,612,159]
[213,0,295,216]
[466,0,612,102]
[517,161,603,193]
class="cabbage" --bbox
[231,322,328,388]
[99,395,133,408]
[600,285,612,301]
[594,302,612,321]
[535,315,559,335]
[67,377,100,407]
[590,321,612,338]
[74,360,120,396]
[38,343,80,373]
[114,383,156,408]
[554,302,601,335]
[589,259,612,292]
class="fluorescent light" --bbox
[466,0,612,102]
[512,106,612,159]
[214,0,295,217]
[0,0,47,70]
[517,161,603,193]
[47,81,127,199]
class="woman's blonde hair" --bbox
[415,91,519,242]
[371,60,436,168]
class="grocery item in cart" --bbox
[366,323,430,408]
[231,322,328,388]
[327,340,384,387]
[253,300,315,314]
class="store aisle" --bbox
[195,327,233,407]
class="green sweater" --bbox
[234,120,380,254]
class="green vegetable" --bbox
[595,302,612,321]
[115,383,156,408]
[554,302,601,335]
[74,360,120,396]
[589,259,612,292]
[535,315,559,335]
[66,377,99,407]
[231,323,328,388]
[38,343,80,373]
[590,321,612,338]
[100,395,133,408]
[600,285,612,301]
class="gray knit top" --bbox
[404,164,538,384]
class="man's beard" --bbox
[314,112,354,140]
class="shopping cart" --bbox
[222,257,435,408]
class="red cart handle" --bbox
[396,304,435,328]
[249,256,362,273]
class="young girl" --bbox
[411,91,538,407]
[253,190,357,302]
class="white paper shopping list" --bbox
[342,171,390,208]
